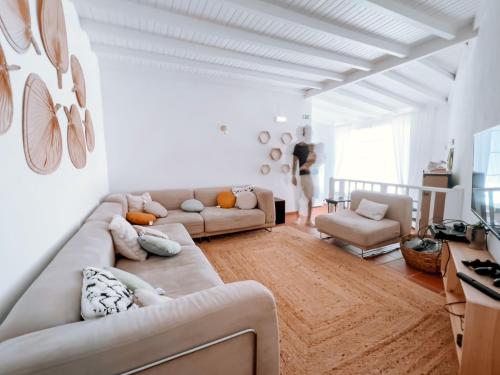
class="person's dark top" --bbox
[293,143,310,175]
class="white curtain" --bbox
[407,107,442,186]
[391,115,411,184]
[333,125,352,177]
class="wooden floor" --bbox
[285,205,445,295]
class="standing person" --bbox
[292,126,316,226]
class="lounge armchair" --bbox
[315,190,412,258]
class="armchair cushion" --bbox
[316,210,400,248]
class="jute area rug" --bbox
[200,226,458,375]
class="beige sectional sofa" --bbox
[0,200,279,374]
[106,186,276,238]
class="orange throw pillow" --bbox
[217,191,236,208]
[126,212,156,226]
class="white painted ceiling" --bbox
[72,0,481,123]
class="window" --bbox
[335,116,410,184]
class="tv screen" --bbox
[472,124,500,239]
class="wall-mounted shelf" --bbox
[269,148,282,161]
[258,131,270,144]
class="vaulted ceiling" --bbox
[73,0,481,123]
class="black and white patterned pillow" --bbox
[232,185,255,195]
[81,267,138,320]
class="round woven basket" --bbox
[400,235,445,273]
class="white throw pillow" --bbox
[109,215,147,261]
[133,225,169,239]
[81,267,138,320]
[134,288,173,307]
[126,192,152,212]
[144,201,168,218]
[355,199,389,221]
[235,191,258,209]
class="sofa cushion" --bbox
[144,201,168,218]
[151,223,195,246]
[81,267,138,320]
[117,245,223,298]
[149,189,194,210]
[154,210,204,235]
[0,221,115,342]
[109,215,147,261]
[138,235,182,257]
[180,199,204,212]
[217,191,236,208]
[127,192,152,212]
[194,186,232,207]
[85,202,123,223]
[201,207,265,233]
[315,210,401,248]
[355,198,388,221]
[126,212,156,226]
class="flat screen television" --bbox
[472,124,500,239]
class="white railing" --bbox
[330,177,464,231]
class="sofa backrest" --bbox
[0,209,115,342]
[350,190,412,236]
[194,186,233,207]
[149,189,194,210]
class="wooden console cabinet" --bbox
[420,171,451,228]
[441,242,500,374]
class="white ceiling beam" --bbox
[335,90,399,113]
[93,44,323,89]
[220,0,409,57]
[318,95,387,116]
[81,20,344,82]
[384,71,446,103]
[306,23,477,97]
[80,0,373,71]
[314,99,374,120]
[361,0,458,40]
[356,81,422,108]
[418,58,455,81]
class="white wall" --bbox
[101,63,311,212]
[447,0,500,261]
[0,0,108,320]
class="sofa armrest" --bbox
[0,281,279,375]
[254,187,275,225]
[103,193,128,216]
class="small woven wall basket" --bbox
[400,234,446,273]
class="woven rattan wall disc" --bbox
[22,74,62,174]
[71,55,86,108]
[0,0,41,54]
[0,45,15,135]
[84,109,95,152]
[65,105,86,169]
[38,0,68,89]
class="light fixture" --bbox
[275,116,287,123]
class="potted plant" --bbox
[466,221,488,250]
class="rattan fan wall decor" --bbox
[0,0,41,54]
[71,55,86,108]
[0,44,20,135]
[83,109,95,152]
[22,74,62,174]
[65,105,86,169]
[38,0,68,89]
